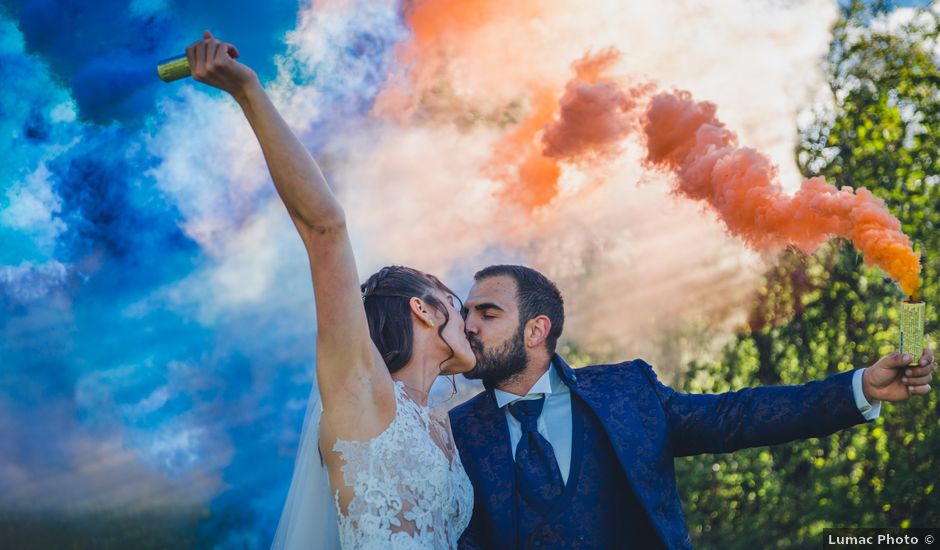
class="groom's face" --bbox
[461,275,529,386]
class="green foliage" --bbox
[0,506,210,549]
[675,3,940,548]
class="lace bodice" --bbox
[332,381,473,549]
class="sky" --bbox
[0,0,930,546]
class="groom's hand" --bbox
[862,346,935,402]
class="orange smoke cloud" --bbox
[373,0,542,120]
[542,49,650,163]
[376,2,921,298]
[378,6,643,210]
[643,90,922,299]
[488,50,648,209]
[487,86,561,209]
[404,0,511,51]
[485,46,922,298]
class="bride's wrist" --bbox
[232,74,263,106]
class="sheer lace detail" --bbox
[332,381,473,549]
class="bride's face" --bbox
[429,289,477,375]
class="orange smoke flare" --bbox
[644,90,922,299]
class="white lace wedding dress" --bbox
[273,378,473,549]
[332,380,473,548]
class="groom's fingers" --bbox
[877,352,914,370]
[900,362,935,385]
[908,384,932,396]
[903,373,933,385]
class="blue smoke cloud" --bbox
[0,0,413,545]
[2,0,300,124]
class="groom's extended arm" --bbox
[635,348,937,456]
[635,350,932,457]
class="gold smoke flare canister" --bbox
[899,300,925,363]
[157,55,191,82]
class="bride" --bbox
[185,32,475,548]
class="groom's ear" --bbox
[524,315,552,349]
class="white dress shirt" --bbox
[494,363,881,485]
[494,365,574,483]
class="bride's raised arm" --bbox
[186,32,393,437]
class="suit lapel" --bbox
[555,355,672,545]
[460,389,516,546]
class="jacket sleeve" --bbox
[635,360,871,457]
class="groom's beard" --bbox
[465,328,528,388]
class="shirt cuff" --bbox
[852,368,882,421]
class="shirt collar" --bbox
[493,361,568,408]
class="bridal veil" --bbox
[271,381,340,549]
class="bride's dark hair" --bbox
[361,266,460,374]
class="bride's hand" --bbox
[186,31,257,98]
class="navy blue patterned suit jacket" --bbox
[449,355,870,549]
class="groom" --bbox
[450,265,935,549]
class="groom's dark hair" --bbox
[473,265,565,354]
